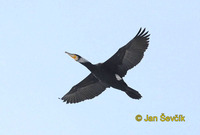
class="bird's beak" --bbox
[65,51,78,61]
[65,51,71,56]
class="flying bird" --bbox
[61,28,150,104]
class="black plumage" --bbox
[61,28,150,104]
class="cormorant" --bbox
[61,28,150,104]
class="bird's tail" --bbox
[125,87,142,99]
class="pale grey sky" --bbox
[1,0,200,135]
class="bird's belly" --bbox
[93,70,125,88]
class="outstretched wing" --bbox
[61,73,108,104]
[103,28,150,77]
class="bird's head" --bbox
[65,51,89,63]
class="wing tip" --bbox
[136,27,150,37]
[135,27,150,43]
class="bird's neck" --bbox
[81,62,95,72]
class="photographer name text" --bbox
[135,113,185,122]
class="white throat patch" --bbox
[78,57,89,63]
[115,74,122,81]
